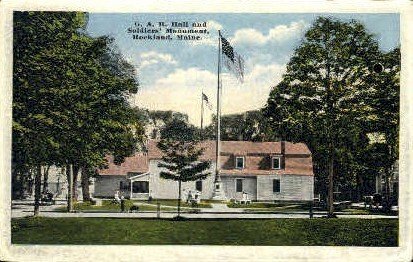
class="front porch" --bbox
[128,173,151,200]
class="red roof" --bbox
[99,153,148,176]
[147,140,311,159]
[100,140,313,176]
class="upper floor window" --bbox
[235,156,245,169]
[272,156,281,169]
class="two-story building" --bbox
[94,140,314,201]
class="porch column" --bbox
[130,180,133,199]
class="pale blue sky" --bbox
[86,13,400,125]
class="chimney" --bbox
[281,140,286,169]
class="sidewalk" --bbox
[11,202,398,219]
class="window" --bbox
[236,179,243,193]
[272,156,281,169]
[132,181,149,193]
[196,180,202,192]
[235,157,245,169]
[273,179,281,193]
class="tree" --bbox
[13,11,143,214]
[157,139,211,218]
[203,110,265,141]
[263,17,397,217]
[13,11,89,215]
[160,118,197,141]
[366,47,400,210]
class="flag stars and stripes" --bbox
[220,33,245,83]
[202,92,213,110]
[220,35,235,62]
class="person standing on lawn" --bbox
[120,196,125,212]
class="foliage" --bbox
[160,118,197,141]
[133,108,192,140]
[204,110,265,141]
[157,139,211,216]
[263,17,399,205]
[157,140,211,182]
[12,11,143,209]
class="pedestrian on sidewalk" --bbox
[120,196,125,213]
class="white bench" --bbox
[235,192,251,205]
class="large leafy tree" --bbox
[263,17,398,216]
[13,12,89,215]
[160,118,197,141]
[365,47,400,208]
[13,11,142,214]
[203,110,265,141]
[157,138,211,218]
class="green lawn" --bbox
[54,200,176,212]
[137,199,213,208]
[227,202,308,210]
[11,217,398,246]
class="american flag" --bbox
[202,92,213,110]
[221,35,234,63]
[220,34,244,82]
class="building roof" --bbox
[99,140,313,176]
[99,153,148,176]
[147,140,311,160]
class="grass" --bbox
[341,208,398,216]
[227,202,308,209]
[11,217,398,246]
[138,199,213,208]
[54,200,175,212]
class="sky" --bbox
[86,13,400,126]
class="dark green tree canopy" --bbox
[156,139,211,217]
[13,11,142,169]
[263,16,399,200]
[157,140,211,182]
[160,118,197,141]
[203,110,265,141]
[12,12,144,207]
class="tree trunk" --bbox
[19,171,25,200]
[177,180,182,217]
[72,165,80,201]
[383,170,392,212]
[327,144,335,217]
[34,165,42,216]
[357,175,364,202]
[42,165,50,194]
[325,30,335,218]
[66,164,73,212]
[81,167,91,202]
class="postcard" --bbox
[0,0,412,261]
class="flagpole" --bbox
[215,30,221,184]
[201,90,204,140]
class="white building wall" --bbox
[257,174,314,201]
[221,176,257,200]
[146,160,216,200]
[94,175,129,198]
[95,162,314,202]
